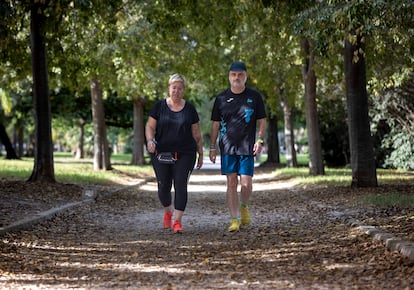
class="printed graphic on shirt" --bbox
[245,108,254,123]
[220,119,226,139]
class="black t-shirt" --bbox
[211,87,266,155]
[149,99,199,153]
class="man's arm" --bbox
[253,118,267,155]
[209,121,220,163]
[257,118,266,140]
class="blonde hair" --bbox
[168,73,187,87]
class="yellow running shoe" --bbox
[240,206,251,226]
[228,219,240,232]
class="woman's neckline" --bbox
[166,98,185,112]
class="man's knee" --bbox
[227,174,238,188]
[240,176,252,190]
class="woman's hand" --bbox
[147,140,156,153]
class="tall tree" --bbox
[280,94,297,167]
[266,115,281,164]
[131,98,145,165]
[28,1,55,182]
[344,31,377,187]
[301,38,324,175]
[91,79,111,170]
[294,0,378,186]
[0,122,19,159]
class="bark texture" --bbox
[344,33,377,187]
[301,38,324,175]
[28,1,55,182]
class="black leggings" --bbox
[151,152,196,211]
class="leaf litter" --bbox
[0,168,413,289]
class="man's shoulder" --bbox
[245,87,261,96]
[216,88,231,98]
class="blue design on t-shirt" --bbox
[220,118,227,138]
[245,108,254,123]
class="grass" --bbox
[273,167,352,186]
[1,152,414,207]
[0,153,154,185]
[271,162,414,207]
[273,167,414,185]
[362,193,414,207]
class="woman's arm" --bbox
[145,116,157,153]
[192,122,203,169]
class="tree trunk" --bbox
[265,114,280,165]
[14,124,24,157]
[131,97,145,165]
[344,32,377,187]
[301,38,324,175]
[28,1,55,183]
[281,97,297,167]
[91,79,112,171]
[74,119,85,160]
[0,122,19,159]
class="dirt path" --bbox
[1,169,413,289]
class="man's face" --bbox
[229,71,247,90]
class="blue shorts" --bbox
[221,154,254,176]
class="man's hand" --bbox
[253,142,263,155]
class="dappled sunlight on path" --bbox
[1,168,413,289]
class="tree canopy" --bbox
[1,0,413,183]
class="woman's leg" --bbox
[151,154,173,209]
[172,153,196,222]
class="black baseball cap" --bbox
[229,61,247,72]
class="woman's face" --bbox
[168,81,185,100]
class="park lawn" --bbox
[0,153,154,185]
[1,152,414,207]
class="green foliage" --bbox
[1,0,413,176]
[0,88,12,114]
[371,73,414,169]
[318,97,350,167]
[382,131,414,170]
[104,94,133,128]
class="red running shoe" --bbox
[163,212,172,229]
[173,220,183,233]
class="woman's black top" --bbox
[149,99,199,153]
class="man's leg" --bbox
[240,174,252,226]
[240,175,252,204]
[226,173,240,231]
[226,173,239,218]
